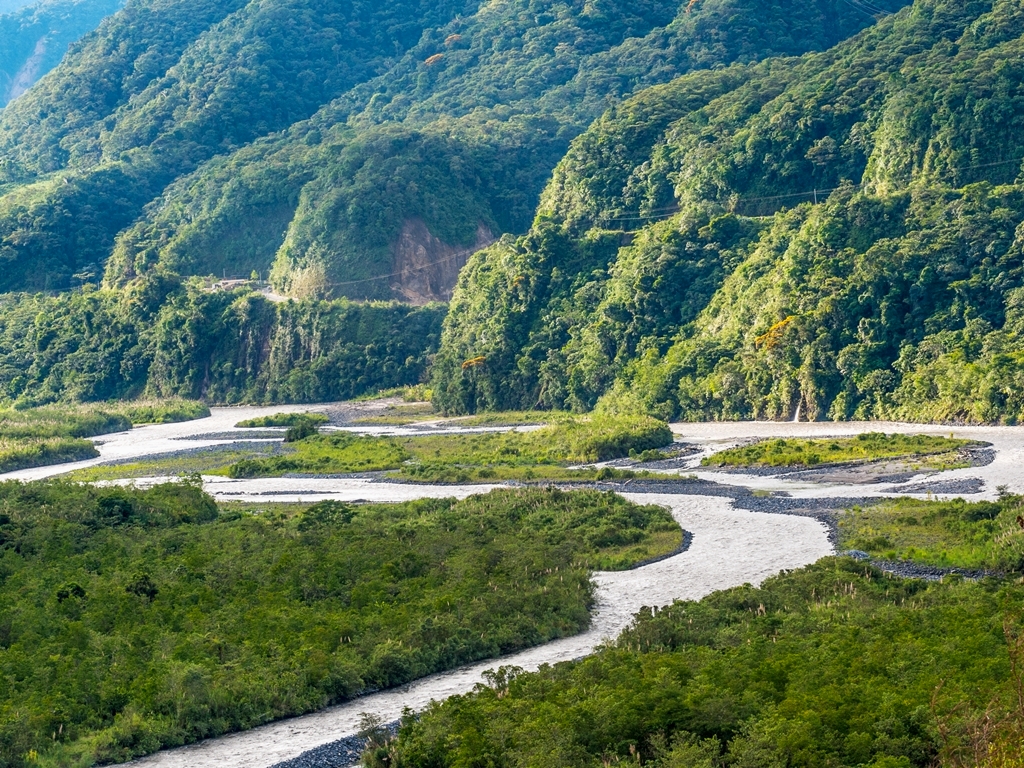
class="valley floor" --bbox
[4,408,1020,767]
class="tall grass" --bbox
[703,433,972,468]
[0,399,209,473]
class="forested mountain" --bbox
[0,0,122,108]
[432,0,1024,424]
[0,0,905,298]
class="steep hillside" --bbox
[0,0,123,107]
[432,0,1024,424]
[0,0,905,298]
[0,285,446,405]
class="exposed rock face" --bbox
[390,218,494,304]
[7,36,47,103]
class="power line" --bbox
[838,0,882,19]
[323,247,481,289]
[599,156,1024,224]
[286,156,1022,292]
[855,0,896,16]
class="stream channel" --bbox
[3,403,1022,767]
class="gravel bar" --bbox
[267,723,398,768]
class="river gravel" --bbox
[3,410,1021,767]
[666,421,1024,500]
[125,493,832,768]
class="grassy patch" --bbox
[227,433,409,478]
[0,401,209,474]
[839,495,1024,571]
[352,384,433,402]
[0,407,130,440]
[393,414,671,482]
[451,411,553,427]
[109,398,210,425]
[0,407,128,474]
[67,446,285,482]
[703,432,973,468]
[220,414,673,482]
[397,462,651,484]
[0,482,680,765]
[236,412,329,428]
[353,402,439,425]
[0,436,99,473]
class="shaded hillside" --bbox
[0,0,123,107]
[0,285,445,405]
[0,0,906,298]
[432,0,1024,424]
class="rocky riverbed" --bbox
[2,409,1021,768]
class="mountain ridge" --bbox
[0,0,124,108]
[431,0,1024,424]
[0,0,907,300]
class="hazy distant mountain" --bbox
[0,0,124,107]
[0,0,37,13]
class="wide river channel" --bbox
[4,404,1023,768]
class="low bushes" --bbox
[0,483,679,766]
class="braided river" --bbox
[4,404,1021,768]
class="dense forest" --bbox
[432,0,1024,424]
[0,0,905,298]
[378,555,1024,768]
[0,482,679,765]
[0,284,445,404]
[0,0,123,107]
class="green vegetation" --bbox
[0,481,680,766]
[111,398,210,425]
[352,403,438,426]
[0,0,124,108]
[0,286,445,405]
[395,414,671,483]
[226,433,408,478]
[352,385,432,403]
[0,401,207,474]
[703,433,972,468]
[377,559,1024,768]
[0,407,129,439]
[0,436,98,474]
[236,412,329,442]
[67,445,284,482]
[433,0,1024,425]
[0,406,127,473]
[0,0,904,297]
[841,495,1024,572]
[221,413,673,482]
[452,411,551,427]
[0,0,920,409]
[235,412,328,428]
[354,409,555,428]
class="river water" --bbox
[126,492,831,768]
[3,406,1021,767]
